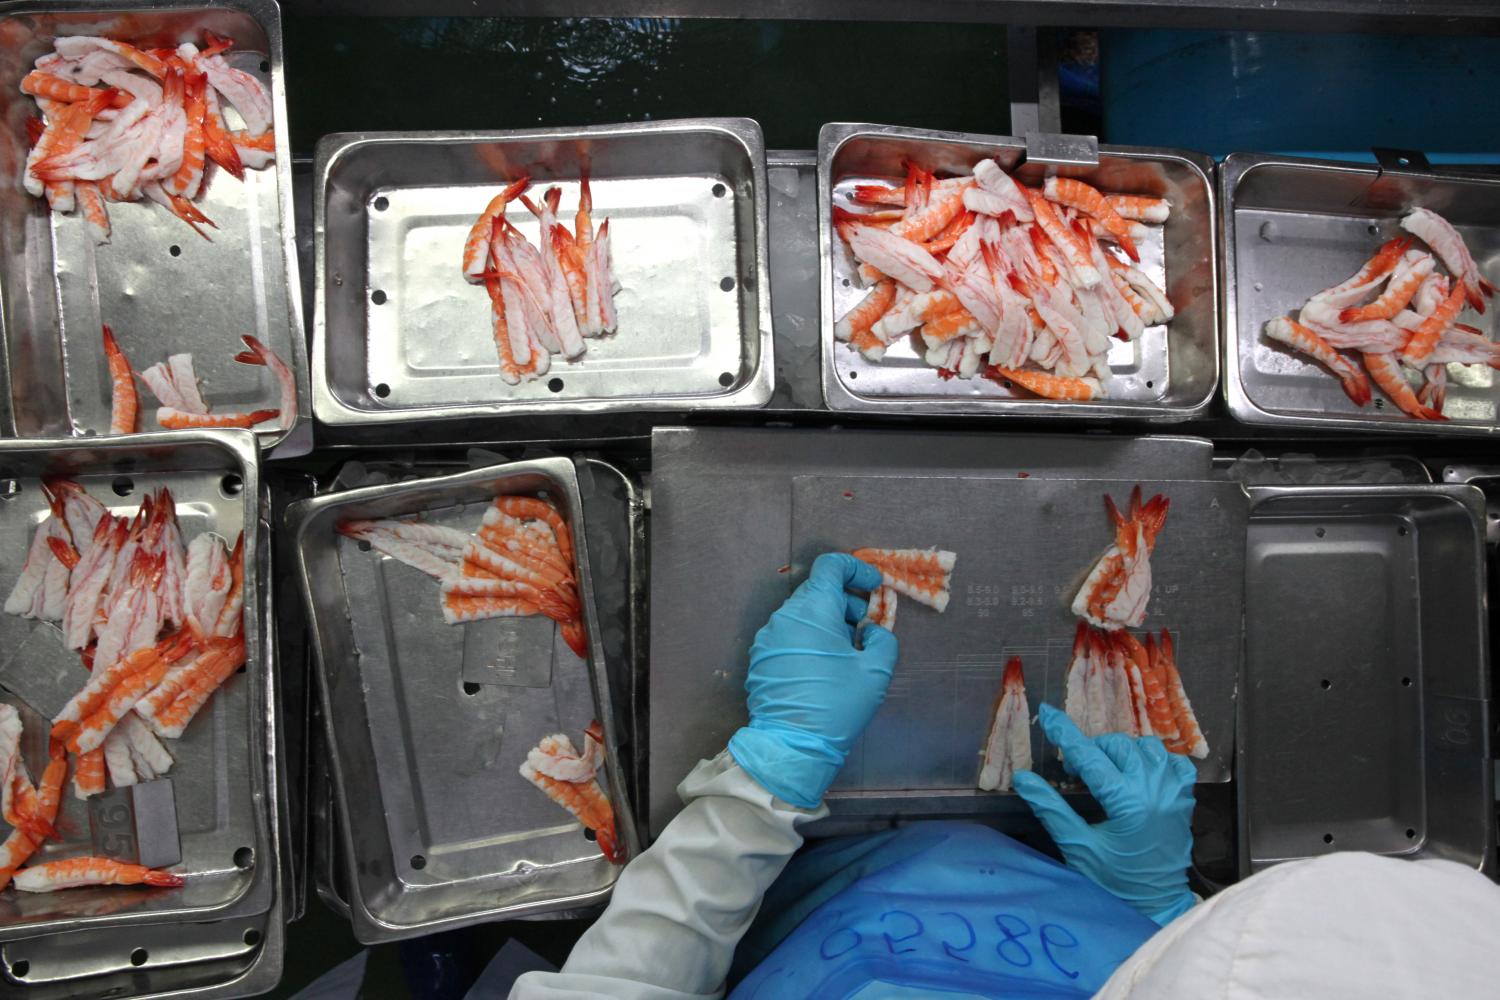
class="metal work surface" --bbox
[313,119,772,434]
[819,124,1219,420]
[290,457,636,943]
[0,433,271,939]
[791,475,1243,794]
[0,1,309,453]
[647,425,1219,835]
[1239,485,1493,876]
[1222,153,1500,435]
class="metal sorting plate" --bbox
[818,123,1220,420]
[0,0,309,454]
[789,476,1244,794]
[0,432,271,939]
[289,457,637,943]
[313,119,773,432]
[646,425,1217,836]
[1239,486,1493,877]
[1222,153,1500,435]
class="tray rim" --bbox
[0,429,276,939]
[816,120,1221,421]
[286,455,636,943]
[1220,150,1500,437]
[0,0,312,457]
[310,117,775,432]
[1236,482,1494,876]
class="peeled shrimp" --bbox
[977,657,1031,792]
[14,857,183,892]
[1071,486,1169,630]
[1401,208,1494,313]
[519,723,622,863]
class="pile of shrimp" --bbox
[461,174,620,385]
[519,722,623,863]
[1063,623,1206,759]
[337,494,586,658]
[1064,485,1206,759]
[21,33,275,243]
[101,326,294,434]
[851,547,957,631]
[978,657,1031,792]
[1263,209,1497,420]
[833,160,1173,400]
[1,480,247,890]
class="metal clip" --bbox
[1353,148,1432,212]
[1371,147,1432,174]
[1023,132,1100,170]
[90,779,182,870]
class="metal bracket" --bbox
[1372,147,1432,174]
[1007,26,1060,137]
[1352,146,1434,212]
[1023,132,1100,170]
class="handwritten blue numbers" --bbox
[816,908,1084,982]
[880,910,923,955]
[937,911,976,962]
[993,914,1034,967]
[1040,924,1081,980]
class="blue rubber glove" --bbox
[1012,702,1197,925]
[728,553,898,809]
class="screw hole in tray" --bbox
[1145,380,1154,389]
[1322,833,1334,844]
[1406,828,1417,839]
[371,289,387,306]
[233,846,254,869]
[244,929,261,947]
[712,183,726,198]
[1315,527,1326,538]
[462,682,481,696]
[548,378,564,393]
[373,383,391,399]
[130,949,148,967]
[841,278,851,287]
[848,370,857,380]
[719,276,735,292]
[357,539,372,552]
[1368,223,1381,234]
[1320,679,1331,690]
[220,473,243,498]
[411,854,427,870]
[168,244,181,258]
[583,827,597,842]
[373,196,389,212]
[1401,676,1412,687]
[259,59,270,73]
[1397,524,1408,536]
[718,371,735,388]
[10,961,27,979]
[111,476,134,497]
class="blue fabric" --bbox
[728,822,1158,1000]
[729,553,898,809]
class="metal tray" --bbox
[0,432,273,939]
[1221,153,1500,435]
[0,0,309,455]
[646,426,1220,836]
[818,123,1220,420]
[1239,485,1493,876]
[289,456,638,943]
[312,119,773,434]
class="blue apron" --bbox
[730,821,1158,999]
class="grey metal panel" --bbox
[1220,152,1500,435]
[1238,485,1492,877]
[646,426,1217,837]
[0,0,310,456]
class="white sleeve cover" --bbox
[508,752,826,1000]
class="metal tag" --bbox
[1023,132,1100,169]
[89,780,181,870]
[461,617,555,688]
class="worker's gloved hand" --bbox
[728,553,898,810]
[1012,703,1197,925]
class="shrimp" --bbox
[1401,208,1494,313]
[1105,194,1170,224]
[138,353,208,414]
[73,749,106,800]
[871,289,964,340]
[1398,278,1466,367]
[849,547,955,612]
[61,515,124,649]
[157,407,279,429]
[977,657,1031,792]
[970,159,1033,222]
[488,496,575,568]
[102,325,137,434]
[1023,188,1099,288]
[1262,317,1372,406]
[519,728,623,864]
[13,857,183,892]
[988,365,1102,401]
[861,584,898,631]
[1338,250,1434,323]
[1044,177,1140,262]
[1152,630,1207,759]
[139,636,245,739]
[440,577,574,624]
[19,71,127,106]
[231,335,296,431]
[1131,631,1180,744]
[76,181,111,243]
[1362,352,1444,421]
[834,279,897,360]
[844,223,944,293]
[890,178,971,244]
[1308,237,1411,311]
[1072,486,1169,630]
[461,176,530,283]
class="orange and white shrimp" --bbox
[102,325,138,435]
[1338,250,1434,323]
[1105,194,1169,224]
[157,407,278,429]
[1023,188,1099,288]
[843,222,945,293]
[138,353,209,416]
[519,724,623,863]
[439,577,574,624]
[1150,629,1206,759]
[14,857,183,892]
[850,547,955,613]
[488,496,575,568]
[139,636,245,740]
[1400,208,1494,313]
[232,335,296,431]
[1362,351,1444,421]
[1044,177,1140,262]
[461,176,530,283]
[1263,317,1372,407]
[72,749,106,800]
[977,657,1030,792]
[988,366,1102,401]
[1071,486,1170,630]
[1398,277,1466,367]
[861,584,898,631]
[1307,237,1411,311]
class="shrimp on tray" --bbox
[1071,485,1169,631]
[519,722,623,863]
[118,329,292,432]
[977,657,1031,792]
[1060,623,1208,761]
[849,547,957,634]
[13,857,183,892]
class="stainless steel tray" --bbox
[818,123,1220,420]
[646,426,1220,836]
[1239,485,1493,876]
[312,119,773,434]
[1222,153,1500,435]
[0,0,309,455]
[289,456,638,943]
[0,432,273,939]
